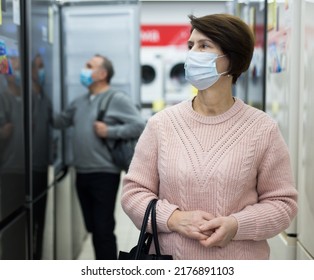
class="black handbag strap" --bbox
[97,89,116,121]
[135,199,162,259]
[96,90,117,152]
[151,199,161,255]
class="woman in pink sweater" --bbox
[121,14,298,260]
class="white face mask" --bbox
[184,51,227,90]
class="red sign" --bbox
[141,25,191,47]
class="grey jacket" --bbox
[53,90,146,174]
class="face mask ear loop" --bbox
[216,54,227,59]
[216,54,228,76]
[219,71,229,76]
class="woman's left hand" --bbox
[198,216,238,248]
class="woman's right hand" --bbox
[167,210,215,240]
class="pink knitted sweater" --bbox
[121,98,298,260]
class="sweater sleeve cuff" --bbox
[156,200,179,233]
[231,211,257,240]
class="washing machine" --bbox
[163,48,193,105]
[140,48,164,109]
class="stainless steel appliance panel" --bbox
[0,0,26,223]
[29,0,62,259]
[0,211,27,260]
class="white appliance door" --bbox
[297,241,313,260]
[266,0,301,195]
[297,0,314,261]
[140,48,164,105]
[61,2,140,105]
[268,232,296,260]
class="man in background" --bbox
[53,54,145,259]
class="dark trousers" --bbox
[76,172,120,260]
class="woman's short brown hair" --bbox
[188,13,255,84]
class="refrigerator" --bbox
[54,0,141,259]
[0,0,28,260]
[265,0,301,259]
[27,0,80,260]
[26,0,88,260]
[264,0,314,260]
[1,0,141,260]
[233,0,267,111]
[0,0,83,260]
[296,0,314,260]
[57,0,141,259]
[0,0,66,259]
[27,0,63,260]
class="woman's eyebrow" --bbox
[188,39,213,44]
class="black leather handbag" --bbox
[118,199,173,260]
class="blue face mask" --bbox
[80,69,94,88]
[38,68,45,86]
[184,51,227,90]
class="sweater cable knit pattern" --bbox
[167,104,266,190]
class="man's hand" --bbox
[94,121,108,138]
